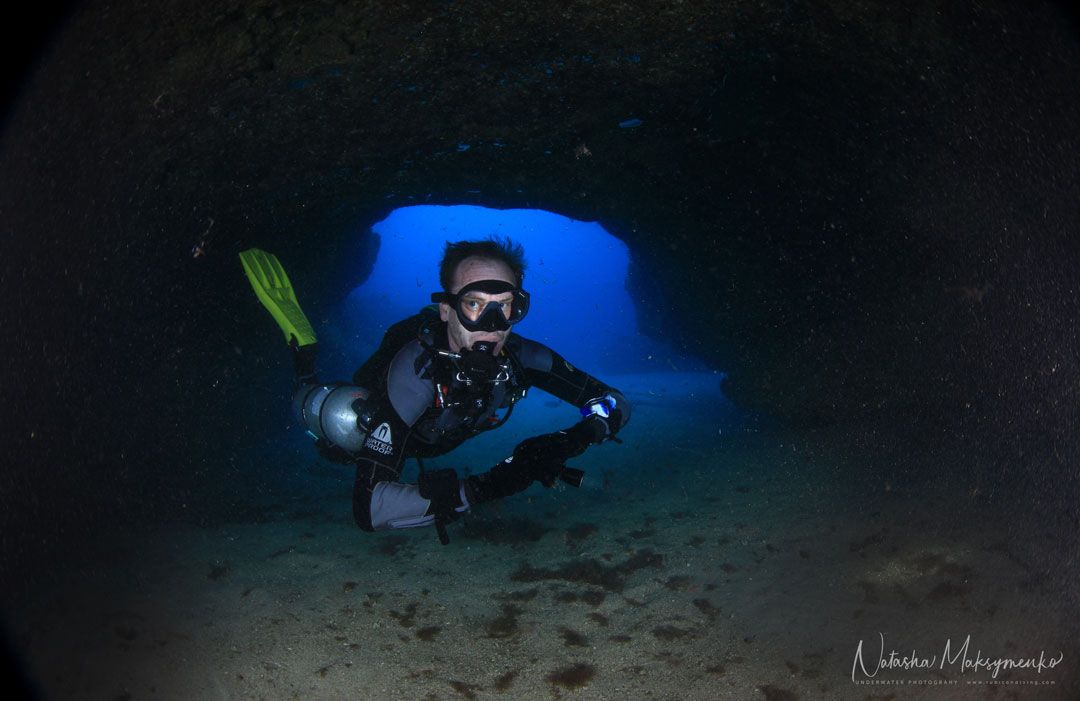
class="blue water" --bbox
[323,205,706,381]
[259,204,721,502]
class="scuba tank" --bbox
[292,383,373,453]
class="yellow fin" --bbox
[238,248,318,347]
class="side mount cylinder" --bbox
[292,383,372,453]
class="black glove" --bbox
[419,468,463,545]
[581,392,629,442]
[463,424,599,505]
[602,406,624,440]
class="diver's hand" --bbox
[580,392,629,441]
[602,406,625,439]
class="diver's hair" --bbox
[439,237,527,291]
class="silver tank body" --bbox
[292,383,372,453]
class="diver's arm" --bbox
[456,338,634,504]
[346,384,462,533]
[351,407,445,532]
[463,427,593,504]
[352,348,564,535]
[348,340,470,534]
[292,367,453,533]
[513,338,632,440]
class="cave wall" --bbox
[1,0,1078,548]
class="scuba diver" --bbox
[239,238,631,544]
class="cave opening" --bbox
[290,203,733,473]
[326,204,715,381]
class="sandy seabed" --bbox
[9,374,1078,700]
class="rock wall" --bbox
[1,0,1077,545]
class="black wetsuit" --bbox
[346,307,630,532]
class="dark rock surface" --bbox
[1,2,1078,553]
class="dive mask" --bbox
[432,279,530,332]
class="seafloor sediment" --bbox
[11,375,1076,699]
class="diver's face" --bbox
[440,256,517,354]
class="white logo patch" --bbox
[365,422,394,455]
